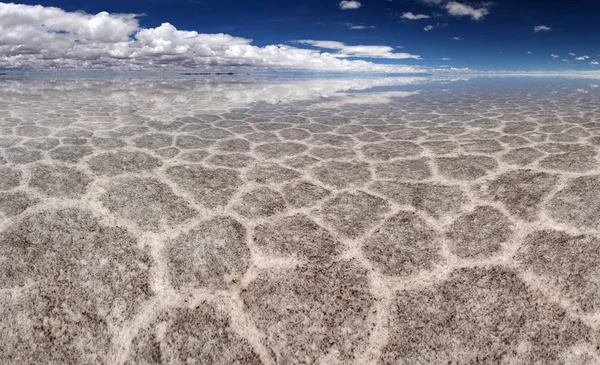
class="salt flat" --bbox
[1,75,599,363]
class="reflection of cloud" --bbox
[0,76,430,111]
[312,91,421,108]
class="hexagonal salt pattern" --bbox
[1,77,600,364]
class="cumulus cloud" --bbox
[339,1,361,10]
[401,12,430,20]
[591,61,599,65]
[551,54,559,59]
[453,36,461,40]
[575,55,590,60]
[445,2,490,20]
[533,25,551,33]
[0,2,425,72]
[297,40,422,59]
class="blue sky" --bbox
[1,0,599,71]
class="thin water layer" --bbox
[1,75,600,363]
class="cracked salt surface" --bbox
[1,75,600,363]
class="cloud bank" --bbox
[0,2,423,72]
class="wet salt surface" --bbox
[1,75,600,363]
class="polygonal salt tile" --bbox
[166,216,251,290]
[308,147,356,160]
[232,187,286,219]
[53,127,93,138]
[503,122,538,134]
[538,151,598,172]
[435,155,497,180]
[308,134,355,147]
[22,137,60,150]
[254,214,342,261]
[421,141,459,155]
[5,147,42,164]
[546,175,600,230]
[375,158,431,181]
[147,120,183,132]
[381,267,592,364]
[89,137,126,149]
[245,163,301,184]
[206,153,255,168]
[318,192,390,238]
[278,128,311,141]
[166,164,242,208]
[241,260,375,364]
[360,141,422,161]
[214,138,251,152]
[362,211,442,276]
[49,145,94,163]
[446,206,513,258]
[0,167,21,190]
[29,163,92,198]
[175,135,214,149]
[0,136,22,148]
[0,191,38,216]
[281,180,330,208]
[0,208,151,364]
[100,177,197,231]
[15,125,51,137]
[178,150,209,162]
[517,230,600,313]
[87,151,162,176]
[281,155,320,169]
[194,127,233,139]
[501,147,544,166]
[355,131,385,142]
[499,135,529,147]
[370,181,466,218]
[476,169,558,222]
[311,161,371,189]
[386,128,426,140]
[254,142,308,159]
[125,304,262,365]
[133,133,173,149]
[460,139,504,153]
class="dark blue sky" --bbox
[10,0,600,71]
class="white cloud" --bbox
[297,40,422,59]
[401,12,430,20]
[339,1,361,10]
[453,36,461,40]
[533,25,551,33]
[424,23,446,31]
[551,54,559,59]
[527,51,533,54]
[569,52,576,56]
[0,2,426,72]
[445,2,490,20]
[344,23,375,29]
[575,55,590,60]
[441,57,451,60]
[590,61,599,65]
